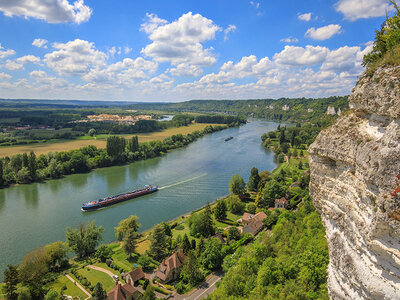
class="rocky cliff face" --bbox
[309,65,400,299]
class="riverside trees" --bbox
[0,125,227,188]
[66,221,104,258]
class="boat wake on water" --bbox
[158,173,207,190]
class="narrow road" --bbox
[65,274,92,299]
[172,272,223,300]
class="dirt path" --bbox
[65,274,92,299]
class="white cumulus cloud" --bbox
[305,24,342,40]
[335,0,394,21]
[32,38,48,48]
[0,0,92,24]
[274,45,329,66]
[169,63,203,77]
[44,39,107,76]
[0,44,15,59]
[298,13,312,21]
[141,12,221,67]
[5,59,23,70]
[16,55,40,64]
[0,72,11,80]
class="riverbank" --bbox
[0,123,216,157]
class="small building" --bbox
[275,197,288,209]
[237,212,256,225]
[156,250,186,283]
[107,283,141,300]
[124,267,145,286]
[240,212,268,236]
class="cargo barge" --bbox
[225,136,233,142]
[81,185,158,211]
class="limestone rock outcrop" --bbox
[309,65,400,299]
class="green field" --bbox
[0,123,215,157]
[47,275,87,299]
[77,267,115,291]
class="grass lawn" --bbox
[47,275,87,299]
[0,123,217,157]
[77,267,115,291]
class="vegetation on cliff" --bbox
[363,1,400,74]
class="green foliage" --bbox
[211,201,329,299]
[182,234,191,254]
[66,221,104,258]
[4,265,19,300]
[228,227,241,242]
[44,241,68,270]
[106,136,126,158]
[247,167,261,192]
[200,238,224,271]
[188,203,215,238]
[229,174,246,196]
[363,1,400,70]
[214,200,227,221]
[92,282,107,300]
[225,195,245,214]
[261,180,286,208]
[180,252,205,286]
[95,245,113,263]
[143,284,156,300]
[115,215,140,241]
[246,203,257,214]
[45,290,59,300]
[149,224,169,261]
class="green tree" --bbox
[16,289,31,300]
[298,161,303,170]
[45,241,68,270]
[182,234,191,254]
[95,245,113,263]
[180,252,204,286]
[229,174,246,196]
[200,238,223,271]
[122,229,139,258]
[28,151,37,180]
[93,282,107,300]
[143,284,156,300]
[0,159,5,187]
[106,136,126,158]
[4,265,19,300]
[127,136,139,153]
[228,227,241,242]
[161,222,172,236]
[246,203,257,214]
[138,255,153,270]
[88,128,96,137]
[248,167,261,192]
[214,200,227,221]
[261,180,286,208]
[149,224,168,261]
[66,221,104,258]
[45,290,59,300]
[115,215,140,241]
[69,151,89,173]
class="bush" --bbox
[175,281,186,294]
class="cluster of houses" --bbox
[74,113,153,125]
[107,196,291,299]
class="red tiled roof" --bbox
[107,283,138,300]
[254,212,267,222]
[127,267,145,283]
[242,212,255,221]
[156,250,186,282]
[275,197,288,205]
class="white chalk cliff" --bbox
[309,65,400,299]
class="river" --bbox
[0,119,279,278]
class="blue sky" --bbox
[0,0,395,101]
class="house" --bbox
[124,267,145,286]
[275,197,288,209]
[241,212,267,236]
[237,212,256,225]
[155,250,186,283]
[107,283,141,300]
